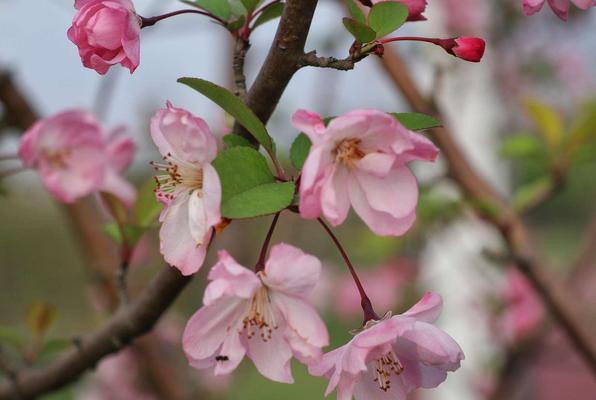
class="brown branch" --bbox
[299,50,364,70]
[379,47,596,375]
[232,37,250,99]
[232,0,319,142]
[0,0,322,397]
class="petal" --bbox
[246,329,294,383]
[272,292,329,349]
[321,166,351,226]
[291,109,326,142]
[348,177,417,236]
[214,326,247,376]
[397,131,439,164]
[523,0,546,14]
[354,152,395,177]
[183,297,245,365]
[100,169,137,208]
[188,190,208,243]
[202,163,222,228]
[401,292,443,323]
[548,0,571,19]
[354,166,419,219]
[105,128,135,172]
[395,357,448,390]
[353,367,407,400]
[262,243,321,297]
[204,250,261,305]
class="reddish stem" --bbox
[378,36,444,46]
[317,218,379,323]
[255,212,281,272]
[140,9,226,28]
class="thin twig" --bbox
[300,50,367,70]
[255,213,281,271]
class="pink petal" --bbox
[202,163,222,228]
[321,166,351,226]
[246,328,294,383]
[204,250,261,305]
[105,128,135,172]
[291,109,326,142]
[100,169,136,207]
[214,326,246,376]
[353,367,407,400]
[401,292,443,323]
[354,153,395,177]
[523,0,546,15]
[548,0,571,19]
[263,243,321,297]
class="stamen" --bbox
[240,281,278,342]
[334,139,365,167]
[150,152,203,199]
[372,350,404,392]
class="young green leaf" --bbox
[133,179,163,228]
[26,302,57,339]
[223,134,254,148]
[290,133,312,170]
[252,2,285,29]
[178,78,275,153]
[221,181,295,218]
[500,135,547,159]
[181,0,232,20]
[241,0,262,13]
[346,0,366,25]
[212,146,275,202]
[513,177,553,212]
[390,112,441,130]
[103,223,145,246]
[342,17,376,44]
[368,2,408,38]
[523,98,563,150]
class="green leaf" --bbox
[566,100,596,156]
[38,338,71,363]
[252,2,285,29]
[290,133,312,170]
[178,78,274,154]
[221,182,295,218]
[390,112,441,130]
[342,17,376,43]
[241,0,262,13]
[229,0,248,15]
[524,98,563,150]
[103,223,145,246]
[0,325,24,349]
[368,2,408,38]
[181,0,232,20]
[227,15,246,31]
[223,134,254,149]
[346,0,366,25]
[513,177,553,212]
[133,179,163,228]
[500,135,547,159]
[212,147,275,202]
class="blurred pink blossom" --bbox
[19,109,136,206]
[522,0,595,20]
[294,109,438,236]
[68,0,141,74]
[371,0,428,21]
[310,293,464,399]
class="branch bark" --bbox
[0,0,321,397]
[379,47,596,375]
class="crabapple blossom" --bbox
[372,0,428,21]
[309,293,464,400]
[522,0,595,20]
[150,102,221,276]
[18,109,136,206]
[67,0,141,74]
[183,244,329,383]
[442,37,486,62]
[294,109,438,236]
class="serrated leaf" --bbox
[252,2,285,29]
[133,179,162,228]
[346,0,366,24]
[227,15,246,31]
[26,302,56,338]
[524,98,563,150]
[181,0,232,20]
[368,2,408,38]
[223,134,254,149]
[290,133,312,170]
[221,182,295,218]
[500,135,547,159]
[342,17,376,43]
[178,78,275,154]
[212,147,275,203]
[513,177,553,212]
[390,112,441,130]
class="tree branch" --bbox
[232,37,250,99]
[0,72,37,133]
[379,47,596,375]
[299,50,365,71]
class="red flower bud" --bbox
[440,37,486,63]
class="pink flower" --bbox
[67,0,141,74]
[150,102,221,276]
[442,37,486,62]
[496,269,544,343]
[371,0,428,21]
[522,0,595,20]
[183,244,329,383]
[18,110,136,205]
[294,109,438,236]
[310,293,464,400]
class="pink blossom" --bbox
[371,0,428,21]
[67,0,141,74]
[294,109,438,236]
[497,269,544,343]
[183,244,329,383]
[18,110,136,205]
[522,0,595,20]
[443,37,486,63]
[150,102,221,276]
[310,293,464,399]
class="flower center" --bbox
[334,138,365,168]
[373,350,404,392]
[42,149,70,169]
[241,280,277,342]
[150,152,203,200]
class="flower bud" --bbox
[441,37,486,62]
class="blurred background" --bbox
[1,0,595,399]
